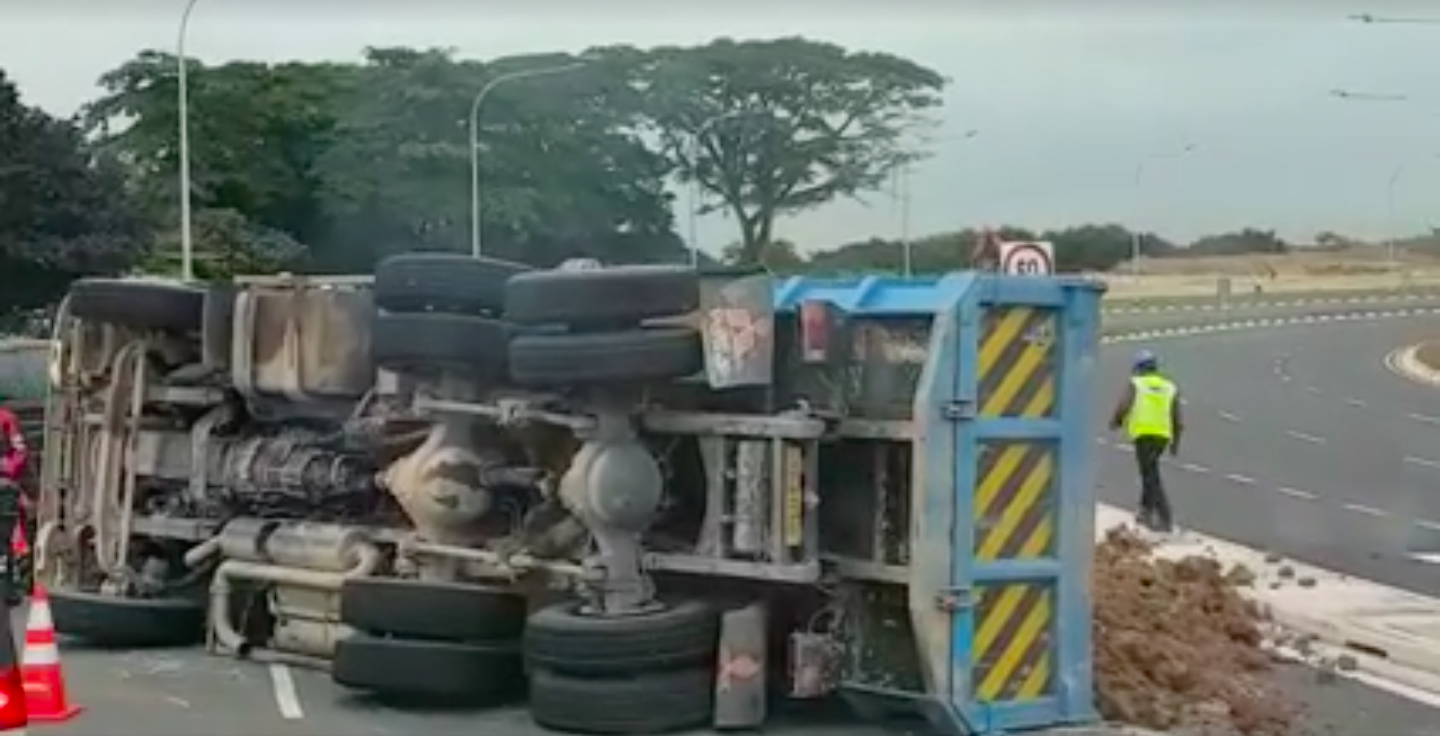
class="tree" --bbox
[317,48,684,269]
[83,51,348,271]
[0,69,148,311]
[605,38,946,263]
[1187,228,1287,256]
[721,238,805,272]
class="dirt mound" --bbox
[1094,527,1299,736]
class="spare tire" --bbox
[508,328,702,386]
[333,634,524,704]
[371,311,510,378]
[505,266,699,327]
[68,279,206,333]
[375,253,528,316]
[339,578,526,642]
[524,599,719,676]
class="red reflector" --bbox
[799,301,830,361]
[0,667,26,729]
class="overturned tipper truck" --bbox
[38,259,1103,734]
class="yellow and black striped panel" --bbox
[972,583,1055,702]
[973,442,1056,562]
[977,307,1058,418]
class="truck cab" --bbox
[37,257,1103,735]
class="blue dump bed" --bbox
[773,273,1104,734]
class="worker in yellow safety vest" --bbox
[1109,349,1184,533]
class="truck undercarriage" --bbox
[37,257,1103,734]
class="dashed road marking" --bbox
[1276,486,1318,501]
[1418,519,1440,532]
[1342,502,1387,517]
[1409,413,1440,426]
[1404,455,1440,471]
[1218,411,1241,423]
[1284,429,1326,445]
[1224,472,1257,485]
[1178,462,1209,473]
[1345,398,1366,407]
[1304,386,1323,395]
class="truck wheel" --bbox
[524,599,719,677]
[332,633,524,704]
[339,578,526,642]
[68,279,206,333]
[371,311,510,378]
[48,590,206,647]
[374,253,528,316]
[529,666,713,735]
[508,328,702,387]
[505,266,699,327]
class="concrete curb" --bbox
[1391,343,1440,386]
[1102,290,1440,315]
[1102,306,1440,344]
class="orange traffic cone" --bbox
[20,584,81,721]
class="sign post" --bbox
[998,240,1055,276]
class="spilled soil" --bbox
[1093,528,1300,736]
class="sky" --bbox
[4,1,1440,256]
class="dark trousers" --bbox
[0,483,23,603]
[1133,435,1173,530]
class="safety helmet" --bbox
[1132,349,1159,372]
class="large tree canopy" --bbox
[0,69,148,312]
[600,37,946,263]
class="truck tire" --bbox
[332,634,524,703]
[68,279,206,333]
[508,328,702,386]
[529,666,713,735]
[371,311,509,378]
[505,266,699,327]
[524,599,719,677]
[49,590,206,647]
[374,253,528,316]
[339,578,526,642]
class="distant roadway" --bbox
[1096,312,1440,596]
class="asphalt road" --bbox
[36,643,1440,735]
[1096,312,1440,595]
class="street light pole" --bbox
[895,128,979,276]
[1384,154,1440,268]
[1131,143,1197,276]
[688,110,767,268]
[177,0,201,281]
[468,62,586,258]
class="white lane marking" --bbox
[1304,386,1323,395]
[1217,410,1241,423]
[1283,429,1326,445]
[269,663,304,720]
[1409,412,1440,426]
[1224,472,1256,485]
[1404,455,1440,470]
[1276,486,1317,501]
[1410,553,1440,565]
[1178,462,1209,473]
[1345,397,1366,407]
[1343,502,1387,517]
[1418,519,1440,532]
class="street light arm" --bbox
[176,0,201,282]
[467,61,588,258]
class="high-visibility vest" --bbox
[1126,374,1177,440]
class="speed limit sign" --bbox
[999,240,1055,276]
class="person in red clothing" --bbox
[0,400,27,605]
